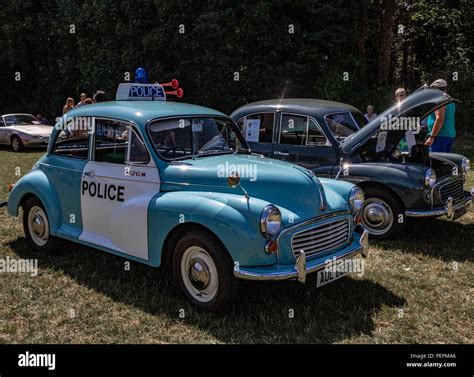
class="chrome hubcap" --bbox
[188,258,211,290]
[28,206,49,246]
[181,246,218,303]
[362,198,393,236]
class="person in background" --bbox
[425,79,456,152]
[364,105,377,121]
[63,97,74,114]
[395,88,406,103]
[93,90,106,103]
[36,114,50,125]
[84,98,93,105]
[76,93,87,107]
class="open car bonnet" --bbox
[340,88,456,155]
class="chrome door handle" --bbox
[84,170,95,177]
[274,151,290,156]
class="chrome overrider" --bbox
[233,230,369,282]
[405,175,473,218]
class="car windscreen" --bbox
[148,117,249,160]
[324,112,359,141]
[4,114,41,126]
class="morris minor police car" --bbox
[7,83,369,312]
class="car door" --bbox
[272,113,339,172]
[79,118,160,261]
[235,112,276,157]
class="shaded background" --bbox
[0,0,473,132]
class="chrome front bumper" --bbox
[405,193,472,218]
[233,231,369,282]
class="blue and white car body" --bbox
[7,83,369,312]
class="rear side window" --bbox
[51,118,91,159]
[239,113,275,143]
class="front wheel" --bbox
[172,230,238,312]
[11,135,24,152]
[361,187,404,240]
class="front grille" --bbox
[439,179,464,204]
[291,219,350,258]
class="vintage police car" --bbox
[7,83,368,312]
[231,88,472,239]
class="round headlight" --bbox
[424,169,436,188]
[349,187,365,212]
[461,157,470,173]
[260,205,282,238]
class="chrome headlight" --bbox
[260,205,282,238]
[349,187,364,212]
[424,169,436,188]
[461,157,470,173]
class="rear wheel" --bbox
[361,187,404,240]
[11,135,24,152]
[23,197,58,252]
[172,229,238,312]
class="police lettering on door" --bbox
[82,181,125,202]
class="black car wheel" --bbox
[23,197,58,252]
[361,187,404,240]
[172,229,238,313]
[11,135,24,152]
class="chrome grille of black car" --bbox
[291,219,350,258]
[439,179,464,204]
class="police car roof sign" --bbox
[116,83,166,101]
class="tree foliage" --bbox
[0,0,472,131]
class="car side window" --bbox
[307,118,327,145]
[93,119,129,164]
[239,113,274,143]
[51,120,90,159]
[280,114,308,145]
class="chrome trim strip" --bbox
[233,231,369,281]
[405,194,471,218]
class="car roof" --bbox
[3,113,36,117]
[63,100,227,127]
[231,98,361,118]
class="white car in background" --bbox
[0,114,53,152]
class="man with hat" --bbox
[425,79,456,152]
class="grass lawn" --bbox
[0,143,473,344]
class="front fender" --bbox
[338,163,426,208]
[7,170,62,235]
[147,191,278,267]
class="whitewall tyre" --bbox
[173,230,238,312]
[23,197,57,252]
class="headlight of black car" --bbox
[349,187,364,213]
[461,157,470,173]
[424,169,436,188]
[260,205,282,238]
